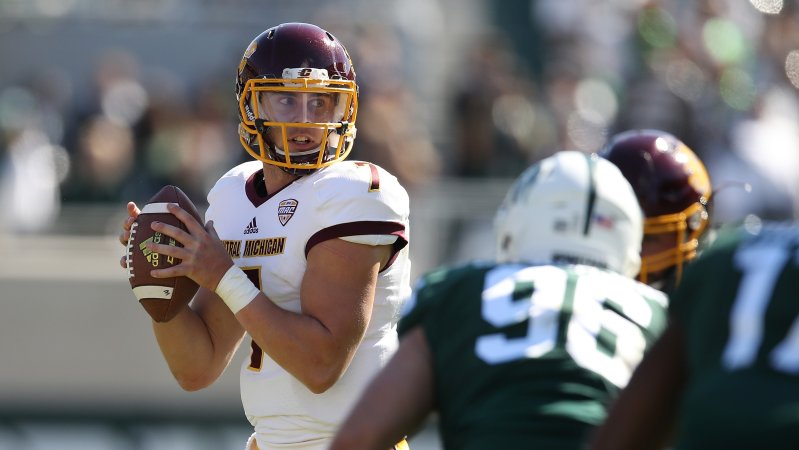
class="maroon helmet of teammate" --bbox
[600,129,712,287]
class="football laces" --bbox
[126,221,138,279]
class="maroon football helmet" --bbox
[600,129,712,286]
[236,23,358,175]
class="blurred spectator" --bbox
[60,49,238,204]
[137,68,192,200]
[61,49,151,202]
[0,85,67,233]
[726,85,799,219]
[345,22,442,189]
[450,31,557,178]
[169,76,240,201]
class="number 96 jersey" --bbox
[205,160,411,441]
[399,261,667,450]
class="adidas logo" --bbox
[243,217,259,235]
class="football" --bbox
[126,185,203,322]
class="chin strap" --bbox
[254,118,269,136]
[336,121,351,135]
[250,118,345,176]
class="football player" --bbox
[330,151,670,449]
[600,129,712,293]
[590,219,799,450]
[118,23,411,450]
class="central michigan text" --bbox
[243,237,286,257]
[222,237,287,258]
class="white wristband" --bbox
[215,265,260,314]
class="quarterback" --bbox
[119,23,411,450]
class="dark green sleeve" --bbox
[397,280,432,336]
[669,226,742,323]
[398,263,485,337]
[398,265,453,336]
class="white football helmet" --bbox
[494,151,643,278]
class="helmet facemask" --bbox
[600,129,713,289]
[638,201,709,286]
[238,68,358,175]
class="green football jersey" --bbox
[399,261,668,450]
[670,222,799,450]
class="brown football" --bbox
[126,185,203,322]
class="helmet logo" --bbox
[592,213,616,229]
[238,41,258,74]
[282,68,330,87]
[678,143,711,198]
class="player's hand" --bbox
[119,202,141,268]
[145,203,233,291]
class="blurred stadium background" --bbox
[0,0,797,448]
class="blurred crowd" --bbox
[454,0,799,224]
[0,0,798,233]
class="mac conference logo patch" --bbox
[278,199,298,226]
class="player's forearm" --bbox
[151,303,237,391]
[331,327,435,450]
[589,322,685,450]
[236,294,360,393]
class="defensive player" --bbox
[590,219,799,450]
[119,23,411,450]
[330,151,669,450]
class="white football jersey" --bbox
[205,160,411,449]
